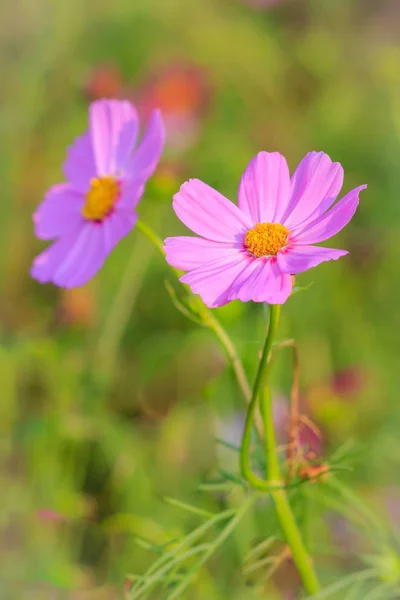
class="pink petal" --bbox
[268,261,293,304]
[63,132,97,193]
[31,224,106,288]
[31,228,85,285]
[89,99,139,176]
[180,253,250,308]
[228,258,292,304]
[118,177,145,210]
[282,152,344,229]
[238,152,291,224]
[33,184,84,240]
[128,109,165,182]
[164,236,242,271]
[173,179,251,243]
[58,226,106,288]
[102,207,138,255]
[227,258,263,302]
[277,245,348,274]
[291,185,366,245]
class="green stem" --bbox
[136,218,258,431]
[261,387,320,594]
[96,234,152,375]
[136,219,164,254]
[241,304,320,595]
[200,309,252,413]
[240,304,280,487]
[95,211,167,377]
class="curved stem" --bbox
[240,304,280,486]
[136,219,164,253]
[241,304,320,595]
[260,386,320,593]
[136,218,259,433]
[199,308,257,428]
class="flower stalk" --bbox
[136,218,264,436]
[240,304,320,595]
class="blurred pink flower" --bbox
[165,151,366,307]
[36,508,65,522]
[332,366,367,398]
[31,100,164,288]
[298,419,323,456]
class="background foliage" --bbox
[2,0,400,598]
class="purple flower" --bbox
[164,152,366,307]
[31,99,165,288]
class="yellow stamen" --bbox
[82,176,120,221]
[244,222,289,257]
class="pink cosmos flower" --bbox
[31,99,165,288]
[164,152,366,307]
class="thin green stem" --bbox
[136,219,164,254]
[241,304,320,595]
[136,218,258,431]
[200,308,257,427]
[240,304,280,487]
[261,386,320,594]
[96,235,152,374]
[96,212,168,377]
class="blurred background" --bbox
[2,0,400,598]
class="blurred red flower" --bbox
[84,64,124,101]
[136,62,212,153]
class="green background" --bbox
[2,0,400,598]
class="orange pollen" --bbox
[244,222,290,257]
[82,176,120,221]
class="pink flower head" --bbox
[31,99,165,288]
[164,152,366,307]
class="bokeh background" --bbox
[2,0,400,598]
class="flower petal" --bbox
[63,132,97,193]
[238,152,291,224]
[291,185,366,245]
[277,245,348,274]
[118,177,145,210]
[128,109,165,182]
[66,210,136,286]
[59,226,107,288]
[268,261,293,304]
[33,184,84,240]
[102,207,138,255]
[31,225,107,288]
[228,258,292,304]
[32,227,89,286]
[227,258,263,302]
[89,99,139,176]
[173,179,251,243]
[282,152,344,229]
[164,236,242,271]
[180,253,250,308]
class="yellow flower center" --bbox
[244,222,289,257]
[82,176,120,221]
